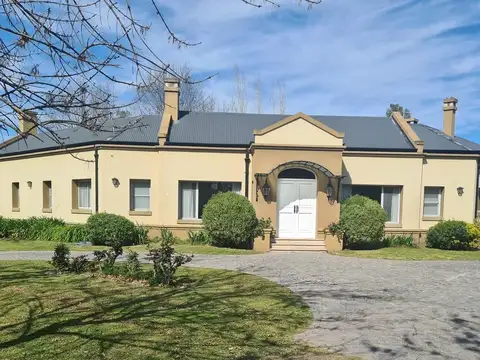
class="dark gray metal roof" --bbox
[169,111,415,150]
[0,115,160,156]
[1,111,479,156]
[411,123,480,153]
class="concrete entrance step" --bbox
[271,239,327,252]
[274,239,326,246]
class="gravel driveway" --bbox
[189,252,480,360]
[1,251,479,359]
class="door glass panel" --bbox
[298,182,316,205]
[277,181,298,210]
[278,168,315,179]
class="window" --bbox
[179,181,242,219]
[43,181,52,210]
[342,184,401,224]
[423,187,442,217]
[73,179,91,210]
[130,180,151,211]
[12,182,19,210]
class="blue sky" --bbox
[128,0,480,142]
[3,0,479,143]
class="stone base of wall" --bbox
[148,224,203,240]
[145,224,428,251]
[148,224,273,252]
[384,228,427,247]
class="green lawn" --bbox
[0,239,257,255]
[334,247,480,260]
[0,261,349,360]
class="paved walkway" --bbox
[1,251,479,359]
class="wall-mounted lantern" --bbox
[262,178,271,199]
[27,181,32,188]
[326,180,334,201]
[457,186,464,196]
[112,177,120,188]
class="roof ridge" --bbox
[181,111,389,120]
[415,123,472,151]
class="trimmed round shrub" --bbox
[339,195,387,249]
[426,220,476,250]
[202,192,258,249]
[85,213,137,246]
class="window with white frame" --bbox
[179,181,242,219]
[341,184,402,223]
[76,179,91,209]
[423,187,442,217]
[130,180,151,211]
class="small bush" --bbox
[122,251,142,278]
[70,255,90,273]
[85,213,137,246]
[159,227,178,244]
[146,235,193,286]
[187,230,211,245]
[254,217,272,239]
[426,220,476,250]
[51,243,71,273]
[0,217,15,238]
[93,244,123,275]
[63,225,88,243]
[383,234,416,248]
[134,225,149,244]
[467,223,480,249]
[202,192,258,249]
[330,195,387,249]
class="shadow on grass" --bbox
[0,262,337,360]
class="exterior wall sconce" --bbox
[326,180,334,201]
[457,186,464,196]
[262,178,271,199]
[112,177,120,188]
[27,181,32,188]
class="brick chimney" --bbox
[18,111,38,135]
[164,78,180,121]
[443,97,458,137]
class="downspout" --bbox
[94,146,99,213]
[475,159,480,219]
[244,147,251,198]
[418,155,425,230]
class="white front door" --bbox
[277,178,316,239]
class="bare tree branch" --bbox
[0,0,319,145]
[137,64,216,114]
[254,76,263,114]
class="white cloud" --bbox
[129,0,480,140]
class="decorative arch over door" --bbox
[254,160,343,202]
[256,160,335,179]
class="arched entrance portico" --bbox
[254,160,342,240]
[277,168,317,239]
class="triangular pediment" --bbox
[253,112,344,147]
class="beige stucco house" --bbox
[1,79,479,251]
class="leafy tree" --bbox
[386,104,412,119]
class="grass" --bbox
[0,239,258,255]
[334,247,480,261]
[0,261,350,360]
